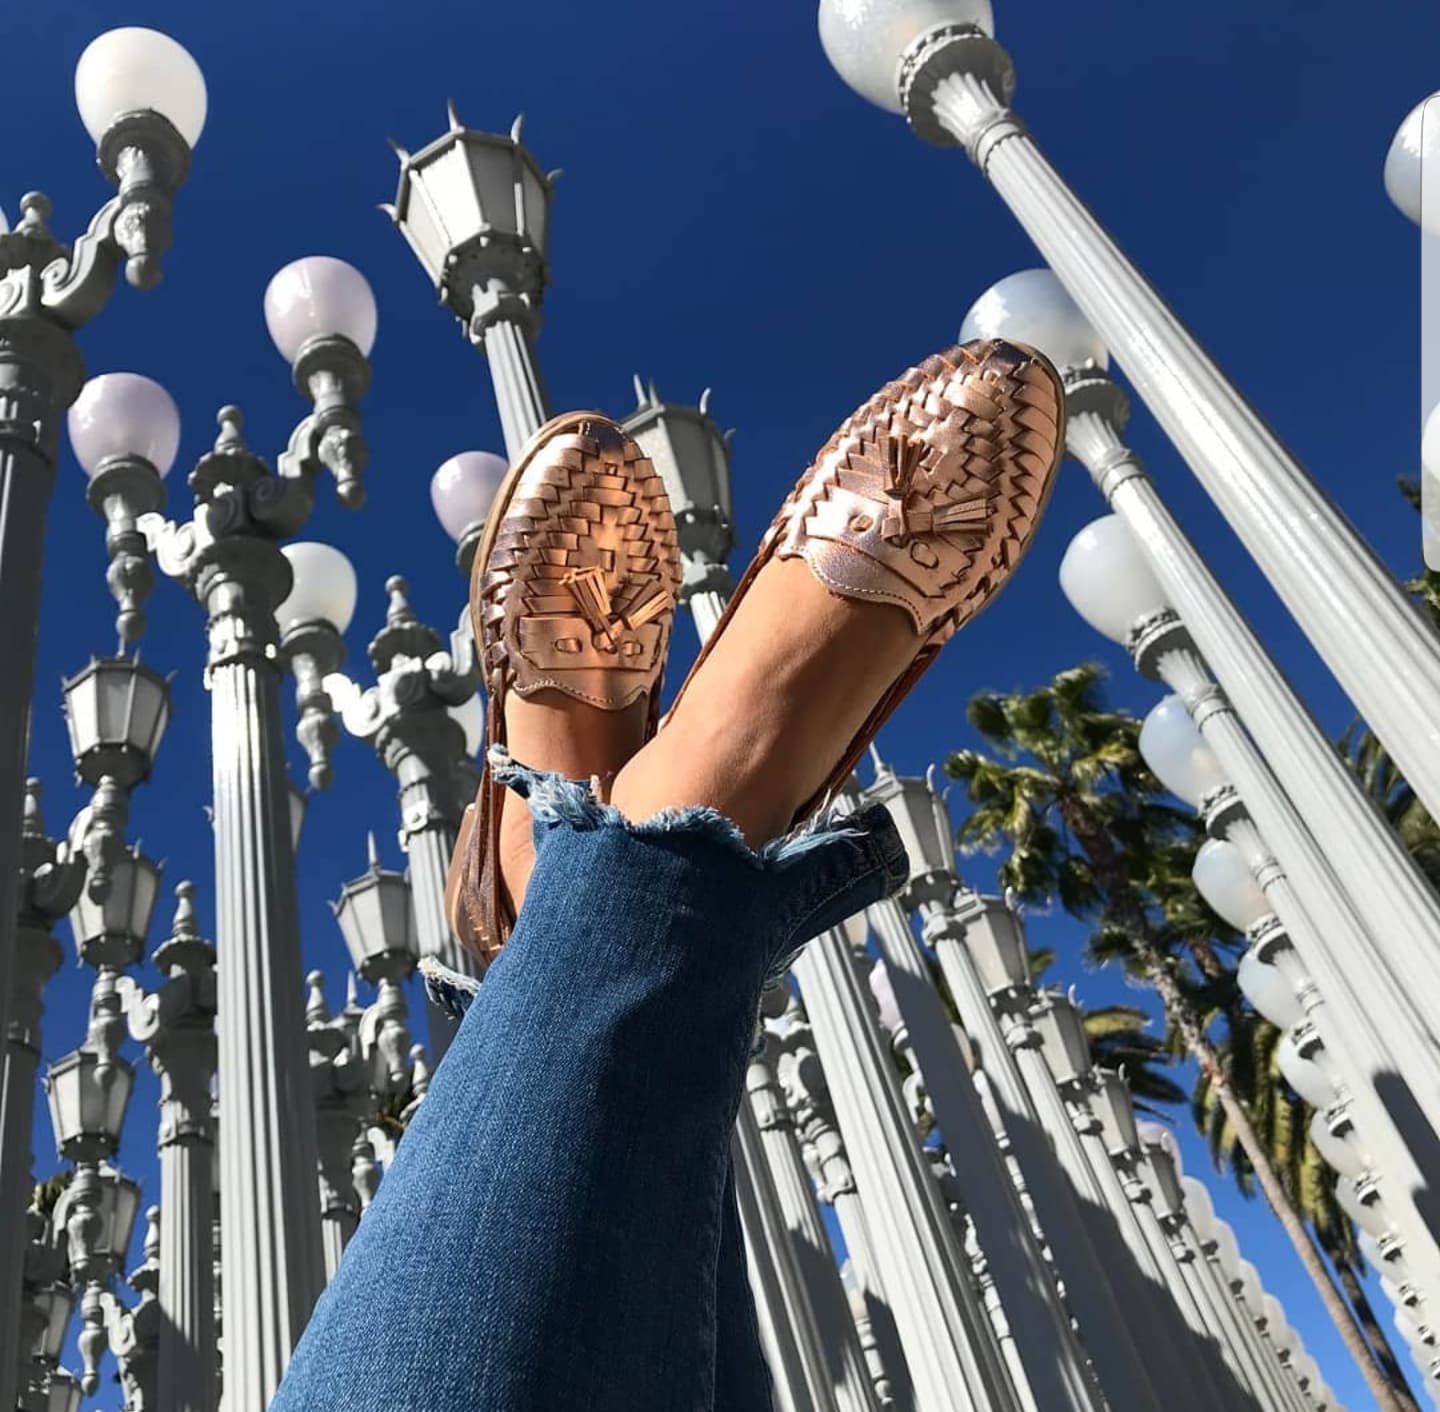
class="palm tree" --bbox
[946,663,1413,1412]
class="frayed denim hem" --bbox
[490,745,868,870]
[420,956,482,1018]
[423,749,904,1022]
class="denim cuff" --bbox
[422,749,908,1021]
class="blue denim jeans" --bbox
[271,762,907,1412]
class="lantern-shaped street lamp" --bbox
[388,109,554,340]
[51,1165,141,1276]
[68,374,181,646]
[430,450,508,575]
[864,752,957,909]
[1135,1122,1186,1221]
[1031,993,1093,1091]
[44,1046,133,1165]
[67,841,161,972]
[20,1365,83,1412]
[276,540,358,790]
[387,108,555,458]
[1089,1068,1141,1159]
[623,382,735,577]
[953,890,1032,996]
[334,838,420,1098]
[332,835,418,985]
[62,657,170,792]
[27,1283,73,1366]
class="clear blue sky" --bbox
[11,1,1437,1408]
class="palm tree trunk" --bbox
[1058,792,1415,1412]
[1334,1254,1420,1409]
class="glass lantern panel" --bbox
[1095,1071,1140,1152]
[520,161,547,251]
[128,667,170,758]
[398,175,451,283]
[129,855,162,946]
[36,1283,73,1359]
[103,1062,134,1144]
[68,888,102,955]
[458,138,519,236]
[45,1056,82,1148]
[419,142,489,243]
[62,671,99,760]
[379,875,416,957]
[103,1167,142,1259]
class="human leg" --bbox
[271,768,905,1412]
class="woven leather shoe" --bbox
[666,339,1065,825]
[445,412,681,962]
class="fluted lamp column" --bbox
[0,783,85,1411]
[330,569,485,1060]
[0,30,203,1191]
[861,770,1103,1412]
[776,998,914,1412]
[16,1203,83,1412]
[388,109,554,456]
[748,993,879,1412]
[1130,679,1440,1306]
[820,0,1440,819]
[790,907,1021,1412]
[121,883,218,1412]
[868,755,1180,1412]
[147,253,375,1406]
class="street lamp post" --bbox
[0,27,203,1276]
[389,108,555,457]
[0,783,85,1411]
[121,883,218,1412]
[747,998,880,1412]
[866,758,1173,1412]
[329,575,482,1060]
[969,269,1440,1066]
[16,1204,83,1412]
[623,382,736,640]
[145,248,376,1402]
[777,998,914,1412]
[818,0,1440,820]
[790,910,1021,1412]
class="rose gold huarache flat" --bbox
[665,338,1065,826]
[444,412,681,963]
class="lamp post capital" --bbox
[897,24,1018,156]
